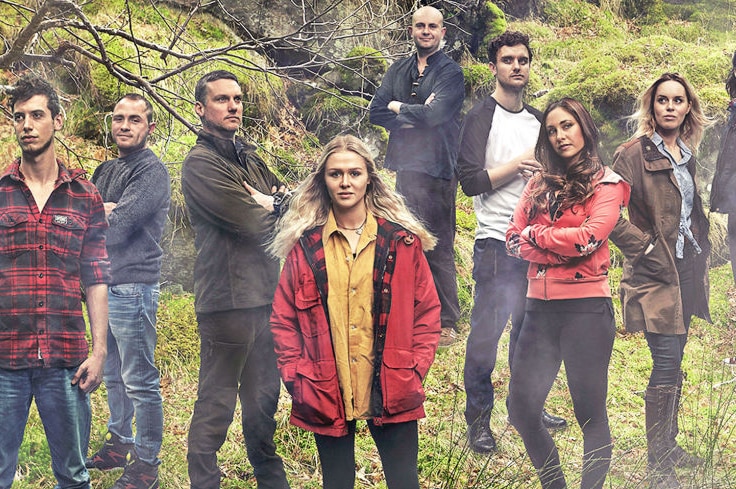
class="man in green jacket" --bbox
[181,70,290,489]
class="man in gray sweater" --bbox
[87,94,170,489]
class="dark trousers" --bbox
[645,253,695,387]
[396,170,460,330]
[313,420,419,489]
[508,298,615,489]
[187,307,289,489]
[463,238,527,424]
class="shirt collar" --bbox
[322,209,378,243]
[413,49,444,66]
[3,159,77,184]
[651,132,692,165]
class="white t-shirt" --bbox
[474,104,540,241]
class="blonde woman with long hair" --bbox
[611,72,711,489]
[269,135,440,489]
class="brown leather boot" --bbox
[667,372,704,468]
[645,385,680,489]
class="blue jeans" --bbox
[103,283,163,465]
[464,238,527,424]
[0,367,91,489]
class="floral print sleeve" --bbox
[525,180,629,257]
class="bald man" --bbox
[370,6,464,346]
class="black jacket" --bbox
[369,50,464,180]
[711,100,736,214]
[456,96,543,196]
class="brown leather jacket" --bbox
[610,136,710,334]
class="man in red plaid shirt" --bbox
[0,75,111,489]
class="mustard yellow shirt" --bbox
[323,211,377,420]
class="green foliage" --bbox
[155,291,199,369]
[620,0,665,23]
[240,67,285,125]
[462,63,495,102]
[542,0,620,38]
[641,19,706,43]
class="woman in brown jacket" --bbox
[610,73,710,489]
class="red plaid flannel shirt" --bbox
[0,160,110,369]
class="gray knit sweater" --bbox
[91,148,171,285]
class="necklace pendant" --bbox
[355,227,363,235]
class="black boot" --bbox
[467,411,497,454]
[542,410,568,431]
[645,385,680,489]
[667,372,704,468]
[111,449,159,489]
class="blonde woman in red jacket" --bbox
[506,98,630,489]
[269,135,441,489]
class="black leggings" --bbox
[508,298,615,489]
[313,419,419,489]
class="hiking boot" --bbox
[111,450,159,489]
[438,327,458,347]
[668,444,704,468]
[86,431,133,470]
[468,424,497,454]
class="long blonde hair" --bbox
[631,72,710,151]
[269,135,436,259]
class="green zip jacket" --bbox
[182,131,282,313]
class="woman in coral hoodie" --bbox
[506,98,630,489]
[269,135,440,489]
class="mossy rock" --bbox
[475,1,507,61]
[333,46,387,97]
[302,89,377,143]
[463,63,495,102]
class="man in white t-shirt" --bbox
[457,31,567,454]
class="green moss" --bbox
[302,89,376,143]
[481,2,507,45]
[334,46,387,96]
[542,0,621,38]
[472,2,507,61]
[463,63,494,100]
[189,16,227,42]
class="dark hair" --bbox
[487,31,532,65]
[9,74,62,118]
[526,98,602,219]
[117,93,154,123]
[194,70,239,104]
[726,51,736,99]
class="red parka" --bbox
[270,218,441,437]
